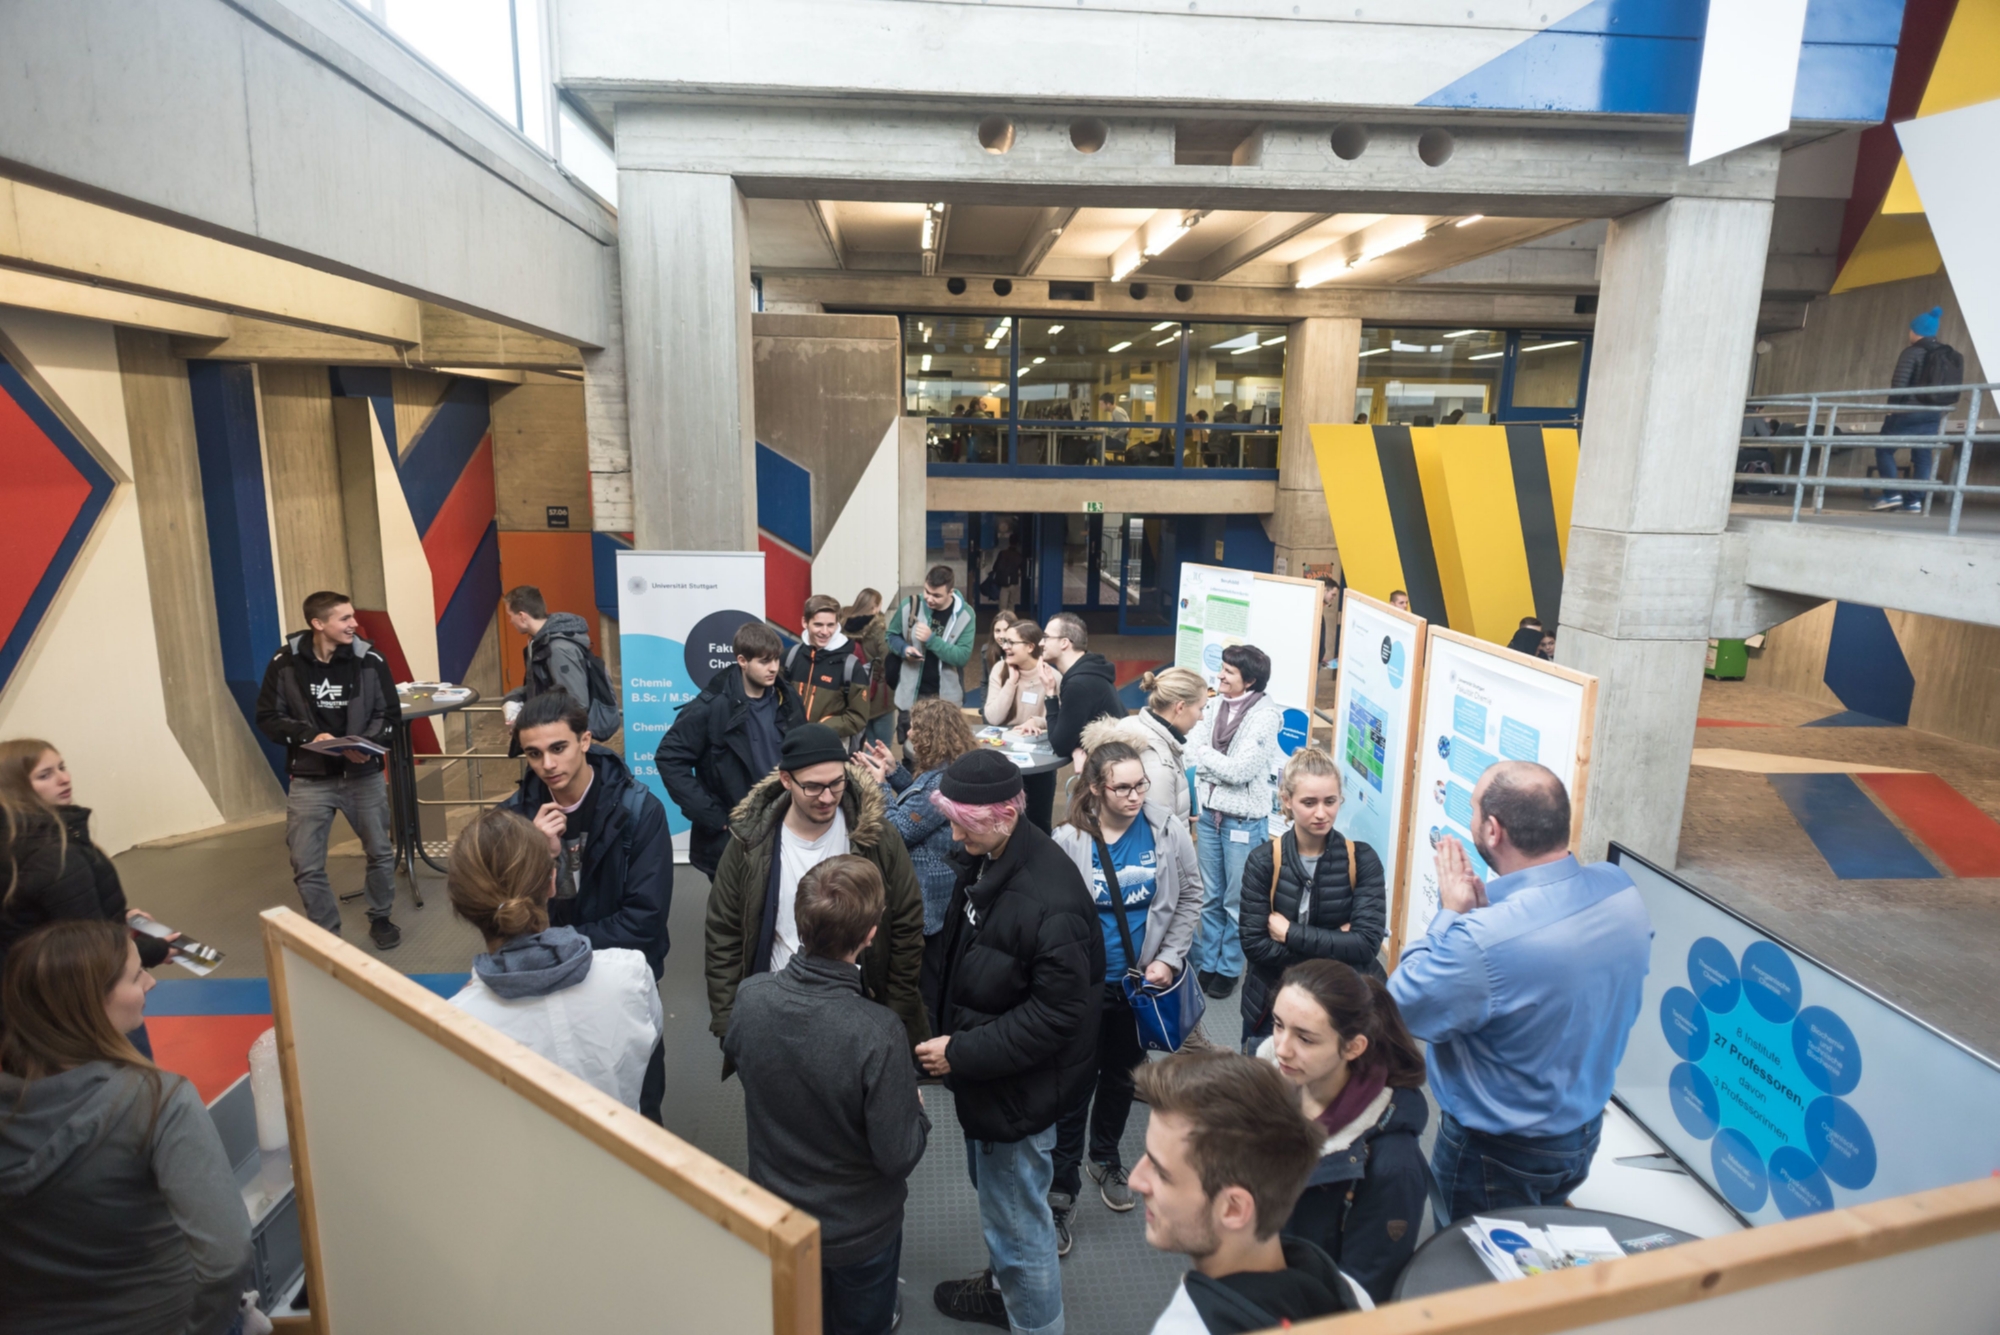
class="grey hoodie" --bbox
[472,926,594,999]
[0,1063,250,1335]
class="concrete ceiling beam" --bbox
[0,268,233,339]
[1193,213,1332,282]
[1012,206,1076,275]
[168,305,584,370]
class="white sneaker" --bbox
[1869,496,1905,511]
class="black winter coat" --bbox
[1285,1084,1430,1305]
[1046,653,1123,760]
[654,666,806,877]
[937,819,1104,1143]
[1240,830,1386,1028]
[253,631,400,779]
[0,808,162,1006]
[499,747,674,976]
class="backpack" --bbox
[530,629,623,741]
[1912,341,1965,407]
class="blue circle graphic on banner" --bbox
[1386,640,1407,689]
[1741,941,1803,1023]
[1769,1147,1835,1218]
[1806,1096,1877,1189]
[1669,1061,1720,1139]
[1793,1005,1862,1096]
[1277,708,1310,756]
[682,609,770,690]
[1712,1129,1769,1213]
[1660,988,1710,1061]
[1687,936,1742,1014]
[1203,642,1225,672]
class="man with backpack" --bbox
[503,586,622,741]
[787,594,871,741]
[1871,305,1963,514]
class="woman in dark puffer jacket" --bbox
[1239,746,1386,1049]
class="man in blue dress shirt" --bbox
[1390,761,1652,1223]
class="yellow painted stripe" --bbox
[1408,428,1472,632]
[1541,427,1579,567]
[1691,749,1919,775]
[1429,426,1537,643]
[1310,424,1405,600]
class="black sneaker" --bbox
[1201,971,1238,1000]
[934,1270,1009,1328]
[368,918,403,951]
[1049,1191,1075,1257]
[1089,1160,1135,1212]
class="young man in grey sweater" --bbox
[726,854,930,1335]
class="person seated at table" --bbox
[500,693,673,1120]
[1259,960,1428,1304]
[0,919,252,1335]
[446,807,662,1111]
[983,617,1058,735]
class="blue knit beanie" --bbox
[1911,306,1942,338]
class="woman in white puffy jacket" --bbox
[1184,643,1286,1001]
[446,809,662,1112]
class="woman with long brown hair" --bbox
[842,587,898,749]
[0,919,250,1334]
[1261,958,1429,1303]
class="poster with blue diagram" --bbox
[1330,594,1425,924]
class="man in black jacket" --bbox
[1132,1051,1366,1332]
[654,621,804,878]
[921,750,1101,1332]
[500,692,674,1120]
[1043,612,1124,771]
[1872,304,1957,513]
[254,591,403,950]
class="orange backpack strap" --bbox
[1346,837,1356,881]
[1268,836,1282,901]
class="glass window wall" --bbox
[1510,335,1586,409]
[1355,327,1504,426]
[907,315,1014,464]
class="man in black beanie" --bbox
[706,723,929,1068]
[923,750,1103,1332]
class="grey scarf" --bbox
[1211,690,1265,753]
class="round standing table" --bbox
[1393,1206,1699,1301]
[389,685,482,895]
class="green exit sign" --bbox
[1082,501,1104,513]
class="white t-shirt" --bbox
[771,809,850,971]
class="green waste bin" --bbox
[1705,638,1748,680]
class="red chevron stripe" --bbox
[420,435,496,619]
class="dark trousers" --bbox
[1024,771,1056,834]
[1429,1109,1603,1227]
[921,929,951,1034]
[823,1229,902,1335]
[1052,984,1143,1197]
[640,1039,665,1124]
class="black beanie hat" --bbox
[780,723,849,772]
[939,748,1025,805]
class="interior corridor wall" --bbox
[0,308,224,853]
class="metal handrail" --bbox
[1736,381,1999,536]
[411,705,522,841]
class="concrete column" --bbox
[1267,317,1360,578]
[1559,190,1775,866]
[583,242,632,533]
[617,169,756,550]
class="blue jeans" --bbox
[1195,810,1266,978]
[1430,1110,1603,1227]
[286,772,396,931]
[823,1230,902,1335]
[863,711,897,749]
[1877,413,1942,506]
[966,1127,1063,1335]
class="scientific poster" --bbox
[1614,849,2000,1224]
[1331,593,1426,940]
[1399,630,1594,956]
[616,550,766,857]
[1174,564,1257,687]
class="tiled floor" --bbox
[1677,679,2000,1059]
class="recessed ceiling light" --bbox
[1443,329,1480,338]
[1033,356,1046,364]
[1358,348,1389,358]
[1520,340,1579,354]
[1048,324,1064,334]
[1108,341,1133,353]
[1152,322,1175,331]
[1469,351,1505,361]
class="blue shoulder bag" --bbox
[1095,832,1205,1052]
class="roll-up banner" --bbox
[1397,628,1596,960]
[1612,846,2000,1225]
[1330,592,1426,956]
[616,550,766,858]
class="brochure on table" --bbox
[616,550,766,858]
[1173,563,1322,822]
[1613,846,2000,1226]
[1329,592,1426,944]
[1397,629,1595,960]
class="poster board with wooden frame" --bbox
[1391,628,1597,964]
[1173,563,1325,717]
[260,908,820,1335]
[1328,591,1428,974]
[1282,1173,2000,1335]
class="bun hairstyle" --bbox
[1277,958,1426,1089]
[447,808,555,944]
[1069,739,1145,836]
[1140,665,1207,713]
[1278,744,1342,802]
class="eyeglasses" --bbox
[1106,779,1151,799]
[793,776,848,799]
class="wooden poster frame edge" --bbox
[260,908,822,1335]
[1335,591,1430,972]
[1393,627,1598,962]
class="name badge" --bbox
[1021,692,1039,704]
[1229,828,1251,844]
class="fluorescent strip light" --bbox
[1032,356,1046,364]
[1443,329,1480,338]
[1156,336,1179,347]
[1110,256,1141,281]
[1469,351,1505,361]
[1152,322,1175,331]
[1108,341,1133,353]
[1455,215,1485,227]
[920,354,931,371]
[1231,343,1260,355]
[997,317,1013,330]
[1266,335,1286,344]
[1048,324,1064,334]
[1357,347,1389,357]
[1018,365,1032,376]
[1519,340,1579,354]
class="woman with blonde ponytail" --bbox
[446,808,661,1111]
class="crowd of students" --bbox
[0,570,1653,1335]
